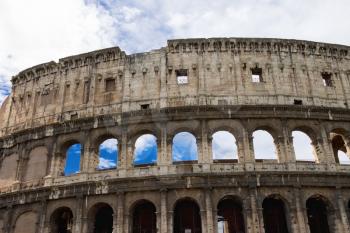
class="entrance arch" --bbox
[217,197,245,233]
[50,207,74,233]
[132,200,156,233]
[88,203,113,233]
[173,198,202,233]
[262,197,289,233]
[306,197,331,233]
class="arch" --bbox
[330,132,350,164]
[50,207,74,233]
[212,131,238,160]
[88,203,114,233]
[252,130,277,160]
[0,153,18,186]
[98,138,118,169]
[173,198,202,233]
[13,211,37,233]
[172,132,198,162]
[292,131,317,162]
[217,196,245,233]
[262,196,289,233]
[64,143,82,176]
[133,134,157,166]
[24,146,48,181]
[306,196,331,233]
[131,200,157,233]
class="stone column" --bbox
[197,136,204,164]
[81,134,91,173]
[257,207,265,233]
[167,211,173,233]
[158,124,169,166]
[319,126,336,164]
[205,189,214,233]
[160,190,168,233]
[274,136,287,163]
[294,188,309,233]
[243,128,255,163]
[123,213,130,233]
[200,120,211,164]
[119,128,128,169]
[38,200,47,233]
[249,188,260,233]
[116,192,125,233]
[336,189,350,233]
[3,205,14,233]
[74,196,84,233]
[236,136,245,162]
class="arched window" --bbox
[132,200,157,233]
[50,207,74,233]
[331,134,350,164]
[262,197,289,233]
[134,134,157,166]
[14,211,37,233]
[174,199,202,233]
[172,132,198,162]
[306,197,331,233]
[292,131,316,162]
[253,130,277,160]
[98,138,118,169]
[64,143,81,176]
[89,203,113,233]
[24,146,48,181]
[217,197,245,233]
[0,153,18,186]
[212,131,238,160]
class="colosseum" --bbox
[0,37,350,233]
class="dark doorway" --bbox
[132,200,156,233]
[93,204,113,233]
[51,207,74,233]
[174,199,202,233]
[217,198,245,233]
[306,197,330,233]
[262,198,289,233]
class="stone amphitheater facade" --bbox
[0,37,350,233]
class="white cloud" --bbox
[212,131,237,159]
[292,131,315,161]
[172,132,198,161]
[134,134,157,162]
[338,151,350,165]
[0,0,117,104]
[98,157,116,169]
[253,130,277,160]
[100,138,118,153]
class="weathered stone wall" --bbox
[0,38,350,233]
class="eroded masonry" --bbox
[0,38,350,233]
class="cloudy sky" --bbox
[1,0,350,173]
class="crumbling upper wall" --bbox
[1,38,350,136]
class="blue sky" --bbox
[1,0,350,174]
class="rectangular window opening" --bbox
[141,104,150,110]
[321,72,333,87]
[251,67,263,83]
[176,69,188,84]
[105,78,116,92]
[294,99,303,105]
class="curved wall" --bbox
[0,38,350,233]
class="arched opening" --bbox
[64,143,82,176]
[24,146,48,181]
[174,198,202,233]
[292,131,316,162]
[134,134,157,166]
[50,207,74,233]
[330,134,350,164]
[262,197,289,233]
[0,153,18,187]
[172,132,198,162]
[253,130,277,160]
[217,197,245,233]
[212,131,238,161]
[89,203,113,233]
[14,211,37,233]
[98,138,118,169]
[132,200,156,233]
[306,197,331,233]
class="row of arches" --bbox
[12,195,339,233]
[63,129,350,175]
